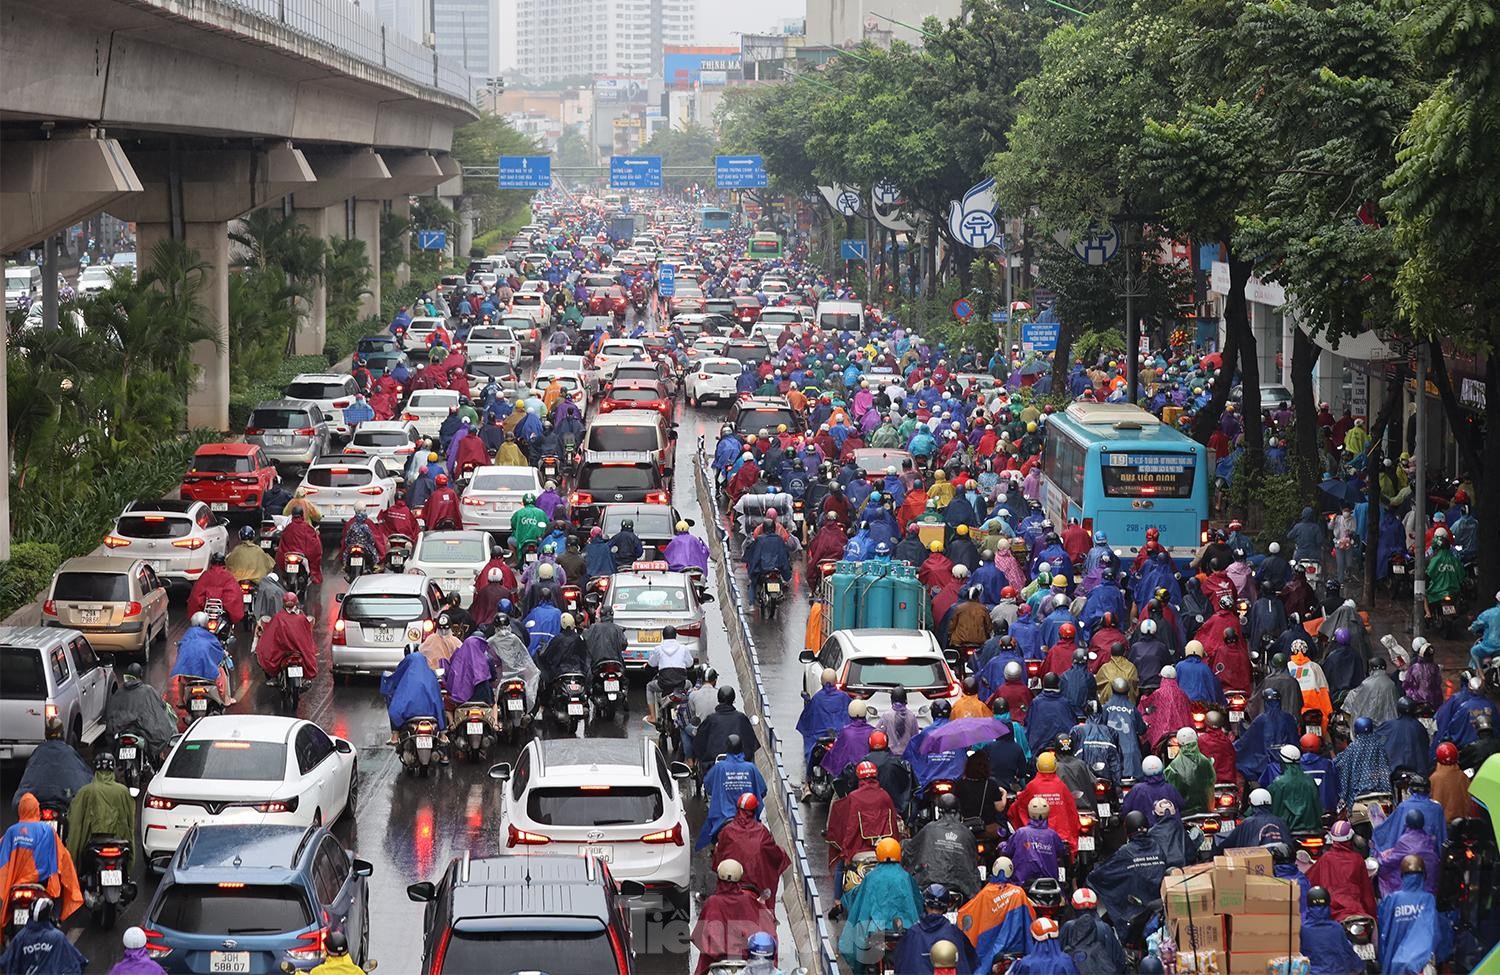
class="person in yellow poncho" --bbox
[928,470,955,509]
[495,434,529,467]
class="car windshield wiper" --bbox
[590,819,637,827]
[226,926,283,935]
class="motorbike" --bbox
[115,732,151,797]
[1092,778,1118,831]
[754,570,786,621]
[238,579,256,630]
[202,597,232,643]
[591,660,626,721]
[344,543,370,583]
[275,661,309,713]
[806,731,838,803]
[1300,707,1325,740]
[1439,816,1498,919]
[1213,782,1240,833]
[547,672,588,737]
[657,672,693,759]
[451,701,493,761]
[917,779,958,827]
[540,455,561,481]
[1293,557,1323,588]
[1074,812,1098,882]
[560,585,591,628]
[1387,550,1414,599]
[3,883,47,943]
[1184,812,1224,856]
[257,519,278,555]
[37,798,69,842]
[685,567,712,605]
[811,559,836,600]
[386,533,413,572]
[181,677,223,725]
[281,551,310,601]
[1225,689,1249,730]
[1024,877,1067,919]
[1342,914,1378,972]
[497,678,530,745]
[80,837,136,929]
[1429,592,1464,639]
[398,716,442,775]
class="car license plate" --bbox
[150,560,168,572]
[466,721,484,734]
[80,609,102,624]
[1096,803,1110,818]
[582,845,613,863]
[100,868,123,886]
[118,746,137,760]
[286,666,304,679]
[1443,603,1457,615]
[1392,563,1406,574]
[330,505,352,517]
[191,698,207,712]
[638,630,662,644]
[604,678,620,693]
[1078,835,1095,851]
[377,627,394,643]
[210,951,251,973]
[267,434,289,445]
[416,734,434,749]
[210,502,229,511]
[506,698,524,711]
[568,702,584,716]
[765,581,782,593]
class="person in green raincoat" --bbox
[1426,532,1465,602]
[561,301,583,327]
[66,753,137,871]
[838,838,922,969]
[897,413,920,442]
[1164,727,1215,815]
[1267,742,1322,832]
[508,493,550,554]
[869,417,901,448]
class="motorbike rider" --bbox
[1003,796,1065,886]
[711,793,790,903]
[186,550,245,626]
[1120,755,1183,825]
[1009,751,1081,853]
[0,896,87,974]
[508,493,549,554]
[1236,686,1298,783]
[695,685,761,766]
[1164,726,1215,815]
[1470,590,1500,671]
[691,859,777,975]
[0,795,83,924]
[254,592,319,683]
[423,472,464,530]
[167,612,233,720]
[664,519,709,573]
[826,761,904,905]
[1377,854,1448,975]
[340,510,386,566]
[107,926,167,975]
[904,792,980,901]
[535,612,591,705]
[1007,917,1079,975]
[303,931,369,975]
[744,519,793,592]
[381,647,447,754]
[643,624,696,728]
[1060,888,1127,975]
[1305,820,1377,920]
[445,627,497,710]
[608,517,645,569]
[225,524,274,582]
[104,663,178,762]
[12,717,91,813]
[958,856,1035,963]
[1299,885,1365,975]
[65,753,136,873]
[283,486,321,525]
[891,884,977,975]
[699,738,769,851]
[837,837,922,969]
[1083,810,1169,941]
[275,508,323,586]
[1223,787,1291,848]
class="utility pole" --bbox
[41,234,59,332]
[1123,221,1139,401]
[1412,341,1428,638]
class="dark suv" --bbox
[569,451,669,530]
[143,823,372,973]
[730,395,803,436]
[407,853,640,975]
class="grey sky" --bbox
[696,0,806,43]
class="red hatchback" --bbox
[587,285,628,318]
[598,381,673,417]
[732,296,763,325]
[179,443,277,513]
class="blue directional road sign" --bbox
[658,264,677,298]
[610,155,662,189]
[498,155,551,190]
[991,310,1009,324]
[840,239,867,261]
[715,155,768,189]
[1022,321,1060,352]
[416,229,447,251]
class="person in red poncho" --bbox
[1305,820,1377,920]
[187,551,246,624]
[254,592,319,680]
[452,426,490,476]
[1062,519,1091,566]
[275,508,323,584]
[380,499,420,540]
[919,543,955,591]
[1197,709,1239,784]
[422,473,464,530]
[1042,623,1080,676]
[1141,665,1195,748]
[474,551,518,595]
[726,455,760,504]
[1008,751,1081,853]
[691,859,778,975]
[806,513,848,568]
[825,761,902,886]
[1130,527,1167,572]
[711,794,790,903]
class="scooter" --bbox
[386,533,413,572]
[1213,782,1240,833]
[591,660,626,721]
[398,716,442,775]
[80,837,136,929]
[181,677,224,726]
[451,701,493,761]
[806,731,838,803]
[114,732,151,797]
[540,455,561,481]
[238,579,256,630]
[276,662,309,713]
[202,598,232,643]
[258,519,279,554]
[1225,689,1249,730]
[344,543,370,582]
[497,678,530,745]
[755,570,786,621]
[1342,914,1377,972]
[37,798,69,842]
[3,883,47,943]
[281,552,310,601]
[548,672,588,737]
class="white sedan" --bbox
[296,456,400,524]
[405,530,490,607]
[141,715,356,868]
[685,356,743,407]
[401,388,461,439]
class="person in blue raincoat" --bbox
[907,701,966,798]
[1026,675,1078,752]
[1007,917,1079,975]
[889,884,977,975]
[583,527,615,579]
[1379,697,1432,774]
[1059,651,1094,713]
[522,601,562,655]
[796,668,853,768]
[1372,782,1447,861]
[1300,886,1365,975]
[1434,674,1498,750]
[1378,855,1450,975]
[1103,680,1147,779]
[380,652,446,734]
[1235,687,1298,782]
[837,839,922,969]
[1086,812,1170,940]
[12,720,93,814]
[1174,641,1224,705]
[698,736,767,850]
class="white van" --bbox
[5,265,42,311]
[816,299,864,333]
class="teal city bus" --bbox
[1039,402,1209,561]
[697,207,733,232]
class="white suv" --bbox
[799,628,958,726]
[295,456,400,525]
[685,356,743,407]
[490,737,692,913]
[283,373,362,438]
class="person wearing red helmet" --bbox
[273,507,323,585]
[1431,740,1472,821]
[422,471,464,531]
[825,758,902,904]
[1130,526,1167,572]
[253,591,318,682]
[838,730,914,816]
[1041,621,1080,676]
[1003,916,1079,975]
[710,793,790,905]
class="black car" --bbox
[407,854,640,975]
[569,451,669,531]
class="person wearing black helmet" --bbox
[1379,697,1432,776]
[0,894,86,974]
[104,662,178,760]
[890,883,977,975]
[66,750,136,873]
[1299,885,1365,975]
[226,522,274,583]
[903,792,980,902]
[1085,808,1169,940]
[694,685,760,767]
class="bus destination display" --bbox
[1102,452,1195,498]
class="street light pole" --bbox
[1413,341,1428,639]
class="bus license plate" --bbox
[507,698,524,711]
[568,703,584,716]
[210,952,250,973]
[466,722,484,734]
[118,747,137,760]
[416,735,434,749]
[1078,836,1095,851]
[100,869,123,886]
[287,666,304,678]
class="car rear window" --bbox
[0,649,46,699]
[702,361,741,376]
[342,594,426,623]
[613,366,659,382]
[600,342,642,357]
[249,408,312,430]
[585,426,660,453]
[284,381,345,400]
[417,536,486,563]
[723,343,769,365]
[352,429,411,448]
[409,393,456,408]
[115,516,192,539]
[821,312,861,331]
[606,387,661,403]
[845,660,947,690]
[526,785,665,826]
[306,466,373,488]
[438,929,616,975]
[580,465,656,492]
[53,572,130,602]
[192,453,254,474]
[610,581,690,613]
[152,884,312,935]
[600,509,674,538]
[166,740,288,780]
[469,470,539,492]
[760,311,799,324]
[733,407,797,434]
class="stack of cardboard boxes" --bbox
[1161,848,1309,975]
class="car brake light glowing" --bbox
[332,400,350,408]
[357,485,385,496]
[462,497,486,506]
[571,491,593,505]
[402,412,419,421]
[217,882,246,889]
[332,618,346,645]
[640,823,683,845]
[295,428,317,436]
[145,795,177,810]
[42,600,56,616]
[143,928,170,958]
[288,927,327,955]
[144,515,165,522]
[506,824,552,847]
[171,537,205,549]
[245,427,264,437]
[123,601,142,618]
[645,491,670,504]
[423,619,435,634]
[253,798,299,813]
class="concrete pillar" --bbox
[0,297,8,561]
[389,196,412,287]
[292,205,332,355]
[353,198,382,320]
[136,221,230,431]
[0,131,142,255]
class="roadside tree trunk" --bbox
[1289,322,1321,495]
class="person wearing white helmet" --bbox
[108,926,166,974]
[692,857,776,975]
[1121,754,1184,825]
[1223,786,1292,848]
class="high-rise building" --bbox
[516,0,696,83]
[804,0,961,48]
[367,0,501,82]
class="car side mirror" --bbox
[488,762,513,782]
[617,879,647,897]
[335,592,345,603]
[669,761,692,781]
[334,739,352,754]
[799,650,816,664]
[406,881,435,902]
[364,962,379,972]
[168,734,183,749]
[352,858,373,877]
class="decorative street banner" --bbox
[947,177,999,249]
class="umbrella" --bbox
[917,717,1010,755]
[1017,358,1050,376]
[1010,300,1033,311]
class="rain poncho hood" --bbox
[1235,697,1297,781]
[64,771,136,870]
[1007,935,1080,975]
[1061,909,1127,975]
[797,685,853,763]
[1165,741,1214,815]
[170,626,227,680]
[1141,677,1193,747]
[381,652,446,730]
[444,634,493,703]
[12,741,92,812]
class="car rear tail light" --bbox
[295,428,317,437]
[145,794,177,811]
[143,927,171,958]
[698,373,708,380]
[506,824,552,847]
[571,491,593,505]
[332,400,351,409]
[640,823,683,845]
[245,427,264,437]
[402,412,419,421]
[172,537,205,550]
[332,618,346,645]
[217,882,246,889]
[675,622,702,637]
[237,475,258,484]
[123,601,142,618]
[357,485,385,496]
[253,798,299,813]
[288,927,327,955]
[423,619,435,634]
[1201,520,1210,544]
[462,497,487,506]
[43,701,58,722]
[42,600,56,616]
[103,535,131,549]
[645,491,670,504]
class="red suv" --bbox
[179,443,277,514]
[587,285,628,318]
[732,296,763,325]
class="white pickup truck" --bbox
[0,626,115,759]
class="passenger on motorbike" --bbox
[11,718,91,814]
[275,509,323,585]
[711,793,790,903]
[836,837,921,966]
[187,551,245,625]
[695,685,761,768]
[107,926,167,975]
[664,520,709,574]
[0,895,86,974]
[250,572,287,624]
[699,736,768,850]
[65,753,136,873]
[381,650,446,748]
[104,664,178,761]
[535,613,590,703]
[340,511,387,564]
[254,592,318,682]
[226,525,274,582]
[422,473,464,530]
[691,859,777,975]
[643,625,695,727]
[744,523,793,592]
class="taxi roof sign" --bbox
[631,560,670,572]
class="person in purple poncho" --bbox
[445,633,496,706]
[822,699,876,777]
[1120,755,1184,825]
[796,669,852,766]
[664,521,710,573]
[1376,808,1439,895]
[1140,665,1193,748]
[535,480,564,519]
[1402,638,1444,710]
[107,927,166,974]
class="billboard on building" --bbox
[594,77,646,103]
[663,46,742,88]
